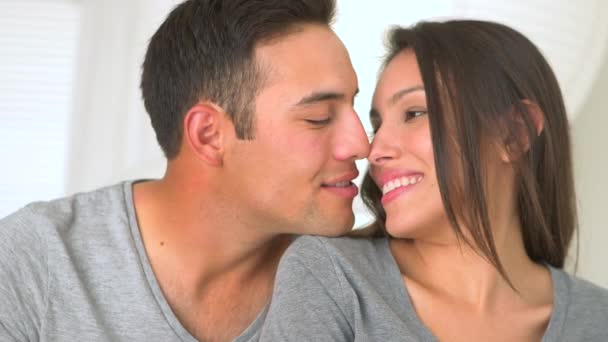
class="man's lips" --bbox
[322,170,359,187]
[321,171,360,198]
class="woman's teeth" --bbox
[382,175,423,195]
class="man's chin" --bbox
[315,215,355,237]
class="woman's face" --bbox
[368,50,450,240]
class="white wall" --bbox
[572,58,608,287]
[66,0,179,194]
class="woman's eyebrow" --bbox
[389,85,424,105]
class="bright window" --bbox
[0,0,81,217]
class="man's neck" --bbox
[132,178,292,340]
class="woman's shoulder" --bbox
[262,236,382,341]
[283,235,389,270]
[277,235,397,296]
[550,267,608,338]
[565,271,608,310]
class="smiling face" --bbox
[221,24,370,237]
[368,50,452,240]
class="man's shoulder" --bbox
[1,182,128,237]
[0,181,130,265]
[0,181,170,341]
[0,184,132,335]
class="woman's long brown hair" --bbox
[357,20,578,281]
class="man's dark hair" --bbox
[141,0,336,158]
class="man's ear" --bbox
[183,102,226,167]
[500,99,545,163]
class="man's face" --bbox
[222,24,369,236]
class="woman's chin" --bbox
[384,222,419,240]
[385,218,449,242]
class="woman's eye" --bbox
[404,110,427,121]
[369,115,381,134]
[370,122,380,134]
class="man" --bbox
[0,0,369,341]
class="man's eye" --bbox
[305,118,332,126]
[404,110,427,121]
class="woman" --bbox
[259,20,608,341]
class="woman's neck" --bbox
[389,216,553,311]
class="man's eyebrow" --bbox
[389,85,424,105]
[294,88,359,107]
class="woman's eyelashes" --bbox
[404,108,428,122]
[370,108,427,134]
[370,118,381,134]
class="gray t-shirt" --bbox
[0,181,265,342]
[260,235,608,341]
